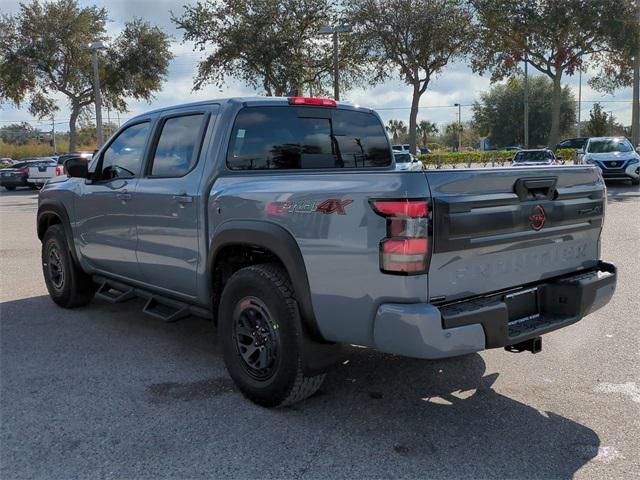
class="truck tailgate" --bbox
[28,164,55,181]
[426,166,605,302]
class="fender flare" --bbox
[208,220,323,340]
[37,199,79,264]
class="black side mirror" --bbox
[65,157,89,178]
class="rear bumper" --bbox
[372,261,616,359]
[28,178,49,185]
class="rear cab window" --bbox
[227,106,391,170]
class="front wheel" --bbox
[219,264,325,407]
[42,224,96,308]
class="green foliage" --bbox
[417,148,577,167]
[385,119,408,143]
[172,0,359,96]
[472,76,576,147]
[346,0,474,153]
[0,123,39,145]
[470,0,639,147]
[584,103,611,137]
[417,120,438,146]
[0,140,96,159]
[0,0,172,150]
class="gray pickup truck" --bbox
[37,96,616,407]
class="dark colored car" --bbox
[0,160,38,191]
[555,137,588,151]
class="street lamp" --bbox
[318,24,352,101]
[454,103,462,151]
[82,41,107,146]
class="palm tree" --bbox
[386,119,408,143]
[417,120,438,146]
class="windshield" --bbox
[513,151,554,163]
[394,153,411,163]
[587,139,633,153]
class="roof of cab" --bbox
[126,96,372,123]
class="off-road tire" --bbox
[219,263,325,407]
[42,224,95,308]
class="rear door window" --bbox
[149,114,206,177]
[227,106,391,170]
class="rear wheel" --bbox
[219,263,325,407]
[42,224,96,308]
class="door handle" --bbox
[173,195,193,204]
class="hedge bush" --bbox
[418,148,577,167]
[0,141,97,160]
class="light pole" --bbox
[454,103,462,151]
[319,24,352,101]
[524,52,529,148]
[82,41,107,146]
[632,0,640,146]
[577,67,582,137]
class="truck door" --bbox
[133,108,216,299]
[75,121,151,280]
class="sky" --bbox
[0,0,636,135]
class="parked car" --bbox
[0,160,40,190]
[392,144,420,155]
[26,158,58,189]
[580,137,640,185]
[38,96,616,407]
[419,146,431,155]
[512,149,557,166]
[555,137,589,151]
[394,152,423,171]
[502,145,522,151]
[56,151,94,174]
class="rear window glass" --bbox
[227,107,391,170]
[514,151,554,162]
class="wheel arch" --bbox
[208,220,322,340]
[37,200,79,264]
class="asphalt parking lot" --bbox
[0,182,638,479]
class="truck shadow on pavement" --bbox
[0,295,600,479]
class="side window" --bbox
[150,114,205,177]
[98,122,150,181]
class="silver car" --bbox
[394,152,423,171]
[580,137,640,185]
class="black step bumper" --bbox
[439,261,617,349]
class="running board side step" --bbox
[95,281,136,304]
[92,275,212,322]
[143,297,190,323]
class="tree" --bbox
[471,0,639,148]
[0,0,172,151]
[472,76,576,148]
[0,122,38,145]
[584,103,611,137]
[385,119,408,143]
[347,0,473,154]
[417,120,438,146]
[172,0,363,96]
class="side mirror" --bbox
[65,157,89,178]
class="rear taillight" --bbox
[288,96,337,107]
[55,165,64,176]
[370,199,430,274]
